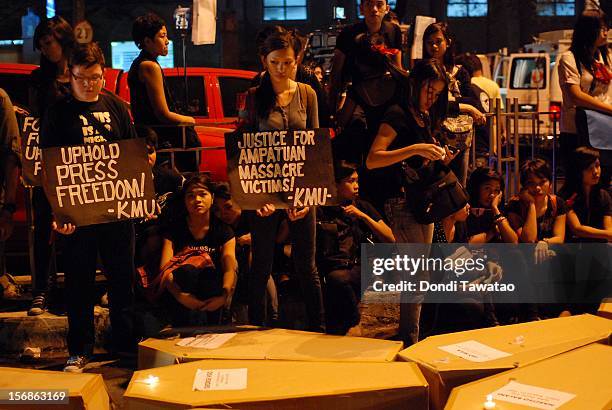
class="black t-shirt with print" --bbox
[506,195,568,241]
[316,198,382,272]
[41,93,136,148]
[165,215,234,270]
[378,104,438,202]
[336,21,402,84]
[563,188,612,243]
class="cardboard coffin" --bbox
[397,314,612,410]
[125,359,428,409]
[598,299,612,320]
[445,343,612,410]
[138,328,403,369]
[0,367,109,410]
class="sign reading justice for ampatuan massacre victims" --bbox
[225,128,337,209]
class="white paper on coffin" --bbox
[176,333,237,349]
[193,368,248,391]
[491,380,576,409]
[438,340,512,362]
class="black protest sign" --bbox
[42,138,156,226]
[20,116,42,186]
[225,128,337,209]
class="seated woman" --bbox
[160,174,237,326]
[559,147,612,313]
[424,202,501,334]
[317,161,394,335]
[466,167,518,244]
[507,159,567,249]
[559,147,612,243]
[507,158,569,318]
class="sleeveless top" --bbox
[127,51,175,126]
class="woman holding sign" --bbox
[26,16,77,316]
[242,29,325,332]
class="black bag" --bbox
[408,163,469,224]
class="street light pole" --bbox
[73,0,85,25]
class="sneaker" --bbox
[63,355,89,373]
[27,295,47,316]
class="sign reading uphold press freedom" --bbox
[225,128,337,209]
[42,138,156,226]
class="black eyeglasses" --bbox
[70,72,103,85]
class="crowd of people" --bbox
[0,0,610,373]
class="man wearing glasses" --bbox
[40,42,137,373]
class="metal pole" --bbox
[513,97,520,197]
[531,112,536,160]
[552,115,558,194]
[494,98,502,172]
[26,187,35,281]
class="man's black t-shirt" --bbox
[41,93,136,148]
[378,104,437,202]
[316,199,382,272]
[165,215,234,269]
[506,195,568,241]
[336,21,402,84]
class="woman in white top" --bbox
[557,10,612,168]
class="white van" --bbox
[500,30,611,137]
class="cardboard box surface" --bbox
[139,328,403,369]
[0,367,109,410]
[445,343,612,410]
[598,299,612,320]
[398,314,612,410]
[125,359,428,409]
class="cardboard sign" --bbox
[225,128,337,209]
[42,138,156,226]
[20,116,42,186]
[411,16,436,61]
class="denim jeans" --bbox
[385,197,433,345]
[247,209,324,332]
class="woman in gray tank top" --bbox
[243,29,324,332]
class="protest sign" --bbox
[20,116,42,186]
[225,128,337,209]
[42,138,156,226]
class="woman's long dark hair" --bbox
[255,29,302,120]
[422,22,455,70]
[570,10,610,72]
[559,146,601,199]
[33,16,75,81]
[466,167,505,208]
[401,58,449,132]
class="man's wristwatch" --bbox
[1,203,16,215]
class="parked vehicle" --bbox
[0,63,257,181]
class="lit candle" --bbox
[483,394,496,409]
[144,375,159,386]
